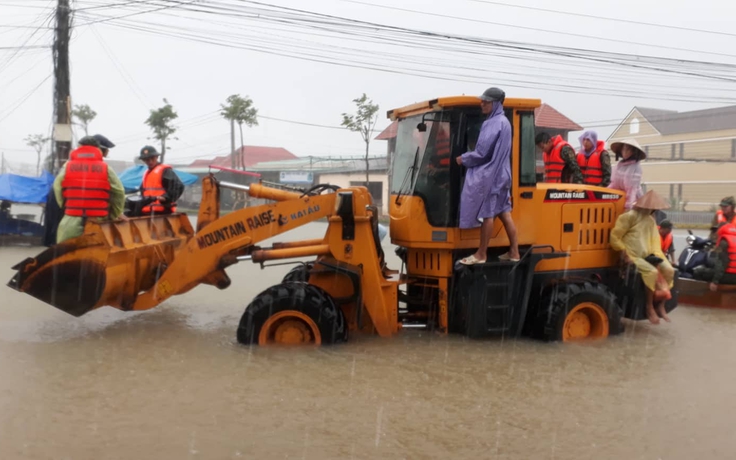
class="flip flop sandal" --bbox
[459,255,486,265]
[499,252,520,262]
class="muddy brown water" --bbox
[1,222,735,459]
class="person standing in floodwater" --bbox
[456,87,519,264]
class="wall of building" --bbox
[639,161,736,211]
[609,109,660,139]
[318,172,389,215]
[609,112,736,161]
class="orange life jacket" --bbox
[61,145,110,218]
[716,210,736,225]
[717,224,736,275]
[543,135,570,183]
[577,141,606,185]
[435,126,451,166]
[142,164,177,214]
[658,226,673,254]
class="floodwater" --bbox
[1,222,735,459]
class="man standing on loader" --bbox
[138,146,184,216]
[53,136,126,243]
[456,87,519,264]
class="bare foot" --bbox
[646,306,660,325]
[656,303,671,323]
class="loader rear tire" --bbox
[237,282,347,346]
[531,282,623,342]
[282,263,313,283]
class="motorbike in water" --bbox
[677,230,714,279]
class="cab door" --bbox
[510,110,540,246]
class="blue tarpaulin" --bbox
[0,171,54,204]
[119,165,199,193]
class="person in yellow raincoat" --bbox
[610,190,674,325]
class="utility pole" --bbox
[52,0,72,174]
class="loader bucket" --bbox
[7,215,195,316]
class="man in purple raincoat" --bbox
[456,87,520,264]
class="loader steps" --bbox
[449,246,569,339]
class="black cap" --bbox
[78,136,100,148]
[93,134,115,149]
[659,219,673,229]
[139,145,160,160]
[479,87,505,103]
[720,196,736,207]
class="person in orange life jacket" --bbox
[425,123,452,186]
[576,130,611,187]
[138,145,184,215]
[658,219,676,264]
[535,132,583,184]
[704,222,736,291]
[52,136,126,243]
[709,196,736,241]
[44,133,119,246]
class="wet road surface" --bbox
[1,223,734,459]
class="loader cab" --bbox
[389,96,541,243]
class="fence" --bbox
[640,180,736,227]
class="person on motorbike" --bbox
[700,222,736,291]
[658,219,675,264]
[709,196,736,240]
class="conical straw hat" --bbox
[634,190,670,210]
[610,138,646,160]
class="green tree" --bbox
[341,93,379,186]
[24,133,50,176]
[145,98,178,163]
[220,94,259,170]
[71,104,97,136]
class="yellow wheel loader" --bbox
[7,96,679,345]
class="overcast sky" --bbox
[0,0,734,171]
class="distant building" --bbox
[188,145,298,170]
[534,103,583,142]
[250,156,390,215]
[176,146,297,210]
[608,105,736,210]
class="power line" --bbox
[75,0,202,25]
[337,0,736,60]
[88,24,155,109]
[467,0,736,39]
[0,74,52,123]
[0,45,49,49]
[84,12,736,103]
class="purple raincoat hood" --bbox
[578,130,598,157]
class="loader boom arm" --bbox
[131,177,337,311]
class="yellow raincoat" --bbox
[610,209,675,291]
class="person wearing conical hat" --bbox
[609,138,646,211]
[610,190,675,325]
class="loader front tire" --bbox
[237,282,347,346]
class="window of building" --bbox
[630,118,640,135]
